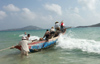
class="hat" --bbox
[55,21,58,24]
[56,21,58,23]
[22,36,26,40]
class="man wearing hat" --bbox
[54,21,60,30]
[18,36,32,57]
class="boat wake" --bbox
[56,33,100,54]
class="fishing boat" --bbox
[12,29,66,53]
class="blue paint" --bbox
[29,39,58,52]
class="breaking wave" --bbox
[56,32,100,54]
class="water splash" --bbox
[19,34,40,40]
[56,33,100,54]
[29,36,40,40]
[19,34,24,37]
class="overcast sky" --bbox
[0,0,100,30]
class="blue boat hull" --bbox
[29,38,58,52]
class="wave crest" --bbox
[56,33,100,54]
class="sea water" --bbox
[0,27,100,64]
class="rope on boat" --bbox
[0,47,11,52]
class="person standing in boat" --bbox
[55,21,60,30]
[43,29,50,41]
[60,21,65,32]
[18,36,32,57]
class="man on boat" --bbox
[50,27,55,38]
[43,29,50,41]
[50,27,55,34]
[54,27,61,37]
[60,20,65,32]
[55,21,60,30]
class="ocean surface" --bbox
[0,27,100,64]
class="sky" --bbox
[0,0,100,30]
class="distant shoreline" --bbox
[0,25,43,31]
[1,23,100,31]
[76,23,100,28]
[0,29,47,32]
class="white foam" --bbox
[56,34,100,54]
[29,36,40,40]
[19,34,24,37]
[19,34,40,40]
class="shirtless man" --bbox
[43,29,50,41]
